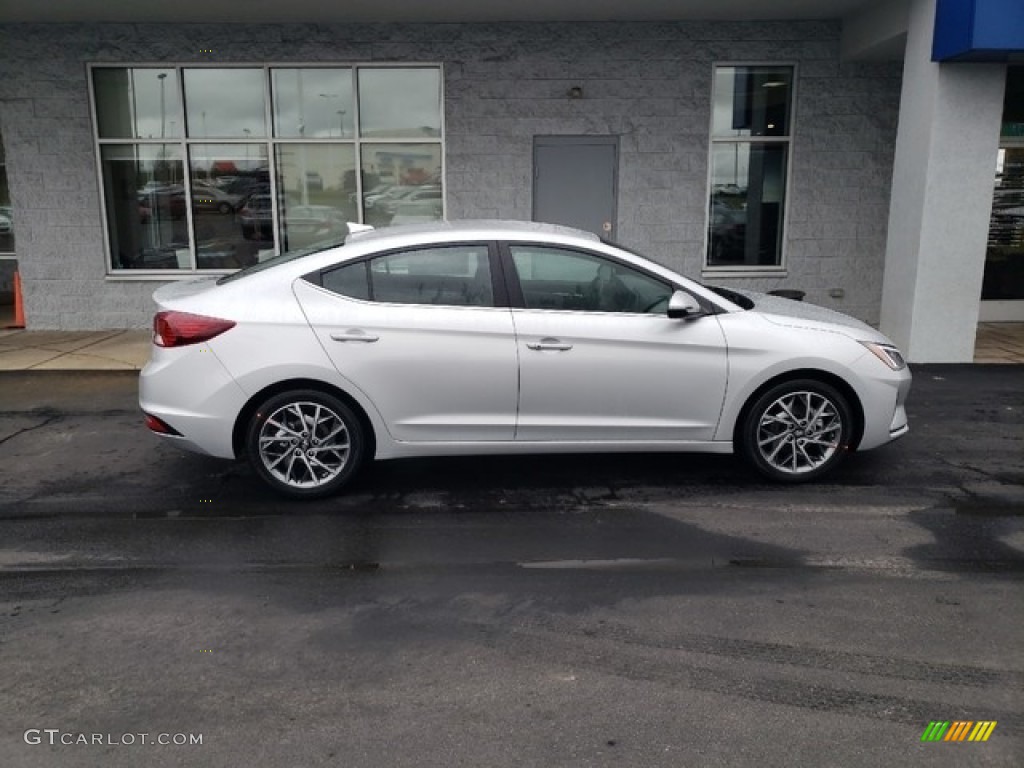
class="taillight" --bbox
[153,311,236,348]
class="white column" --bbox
[879,0,1006,362]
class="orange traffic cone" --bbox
[8,270,25,328]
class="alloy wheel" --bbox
[257,400,351,490]
[754,390,845,475]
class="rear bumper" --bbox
[139,343,248,459]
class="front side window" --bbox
[323,245,493,307]
[91,65,444,273]
[509,246,671,313]
[707,65,794,269]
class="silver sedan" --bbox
[140,220,911,498]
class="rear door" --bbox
[294,242,519,442]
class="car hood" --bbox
[732,289,890,342]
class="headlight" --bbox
[860,341,906,371]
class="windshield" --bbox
[216,238,346,285]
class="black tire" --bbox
[739,378,854,483]
[218,201,233,214]
[246,389,365,499]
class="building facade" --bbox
[0,0,1021,362]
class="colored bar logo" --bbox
[921,721,997,742]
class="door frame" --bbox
[532,135,620,239]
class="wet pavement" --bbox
[0,365,1021,767]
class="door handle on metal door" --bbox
[330,330,379,343]
[526,337,573,352]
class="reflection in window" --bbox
[102,145,186,270]
[983,148,1024,301]
[188,144,269,269]
[707,65,793,269]
[712,67,792,138]
[323,261,370,301]
[0,137,14,255]
[510,246,670,313]
[358,68,442,138]
[93,65,443,272]
[709,144,787,266]
[183,69,266,138]
[275,144,357,251]
[361,144,443,227]
[370,247,492,306]
[326,247,492,307]
[93,68,181,139]
[272,69,354,138]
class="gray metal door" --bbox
[533,136,618,239]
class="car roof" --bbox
[345,219,601,246]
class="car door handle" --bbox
[330,330,379,343]
[526,337,573,352]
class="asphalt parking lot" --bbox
[0,365,1021,767]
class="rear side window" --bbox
[323,261,370,300]
[321,245,494,307]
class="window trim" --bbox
[87,62,446,279]
[701,61,797,278]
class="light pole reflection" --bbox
[157,72,167,139]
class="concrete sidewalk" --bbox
[0,329,151,370]
[1,323,1022,371]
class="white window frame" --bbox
[702,61,797,279]
[87,62,446,280]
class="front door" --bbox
[533,136,618,239]
[506,244,729,442]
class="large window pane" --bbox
[275,144,357,250]
[358,68,442,138]
[103,145,187,270]
[183,69,266,138]
[272,68,354,138]
[360,144,442,227]
[95,65,444,273]
[708,144,787,267]
[712,66,792,138]
[94,68,182,140]
[189,143,269,268]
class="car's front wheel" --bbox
[246,389,365,499]
[740,379,854,482]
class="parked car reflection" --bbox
[283,205,349,249]
[239,193,274,241]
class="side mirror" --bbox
[667,290,703,319]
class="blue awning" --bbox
[933,0,1024,61]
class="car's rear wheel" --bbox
[246,389,364,499]
[740,379,853,482]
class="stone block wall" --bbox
[0,21,902,329]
